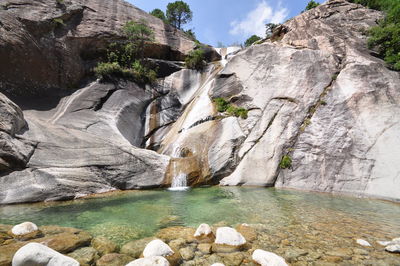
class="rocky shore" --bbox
[1,221,399,266]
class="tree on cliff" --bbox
[245,35,261,47]
[150,9,166,21]
[166,1,193,30]
[304,0,320,11]
[123,20,154,60]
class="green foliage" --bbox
[56,0,64,4]
[280,155,292,169]
[185,49,205,70]
[93,21,157,85]
[184,29,197,41]
[348,0,400,70]
[213,98,248,119]
[53,18,65,26]
[150,8,166,21]
[166,1,193,29]
[245,35,262,47]
[305,0,320,11]
[265,23,279,38]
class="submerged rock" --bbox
[252,249,288,266]
[385,244,400,254]
[12,243,79,266]
[356,239,371,247]
[67,247,99,266]
[91,236,118,256]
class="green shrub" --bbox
[94,62,131,80]
[213,97,248,119]
[280,155,292,169]
[94,61,156,84]
[348,0,400,70]
[131,60,157,85]
[150,8,166,21]
[245,35,262,47]
[304,0,320,11]
[185,49,205,70]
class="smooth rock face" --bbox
[12,242,79,266]
[252,249,288,266]
[142,239,174,258]
[214,227,246,246]
[11,222,38,236]
[0,81,170,204]
[126,256,170,266]
[0,0,195,97]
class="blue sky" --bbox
[128,0,317,46]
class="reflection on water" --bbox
[0,187,399,246]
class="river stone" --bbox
[252,249,288,266]
[169,238,187,250]
[126,256,170,266]
[197,243,212,254]
[67,247,99,266]
[39,231,92,253]
[236,224,257,242]
[215,227,246,246]
[385,244,400,253]
[0,242,25,265]
[179,246,195,260]
[12,242,79,266]
[156,227,196,243]
[91,236,118,256]
[143,239,174,258]
[10,222,42,240]
[96,253,133,266]
[194,224,215,243]
[121,237,157,258]
[356,239,371,247]
[211,264,225,266]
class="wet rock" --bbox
[67,247,99,266]
[252,249,288,266]
[356,239,371,247]
[385,244,400,253]
[96,253,133,266]
[169,238,187,251]
[0,242,24,265]
[179,246,195,260]
[12,242,79,266]
[236,224,257,242]
[197,243,212,254]
[156,227,196,243]
[126,256,170,266]
[39,231,92,253]
[121,237,157,258]
[284,248,308,263]
[194,224,215,243]
[91,236,118,256]
[143,239,174,258]
[216,252,245,265]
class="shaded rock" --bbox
[91,236,118,256]
[0,92,26,135]
[126,256,170,266]
[12,242,79,266]
[121,237,157,258]
[197,243,212,254]
[252,249,288,266]
[67,247,99,266]
[148,59,184,78]
[143,239,174,258]
[96,253,133,266]
[356,239,371,247]
[179,246,195,260]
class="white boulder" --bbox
[125,256,170,266]
[377,237,400,247]
[252,249,288,266]
[385,244,400,253]
[356,239,371,247]
[194,224,212,237]
[12,243,79,266]
[214,227,246,246]
[142,239,174,258]
[11,222,38,236]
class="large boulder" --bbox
[126,256,170,266]
[0,0,195,97]
[252,249,288,266]
[12,243,79,266]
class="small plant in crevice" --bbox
[185,49,205,70]
[332,73,339,80]
[53,18,65,26]
[280,155,292,169]
[300,118,312,132]
[213,97,248,119]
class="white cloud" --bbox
[229,1,289,37]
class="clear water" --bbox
[0,187,399,248]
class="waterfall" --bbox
[168,144,190,191]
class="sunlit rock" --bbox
[125,256,170,266]
[143,239,174,258]
[252,249,288,266]
[356,239,371,247]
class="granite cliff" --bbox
[0,0,399,204]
